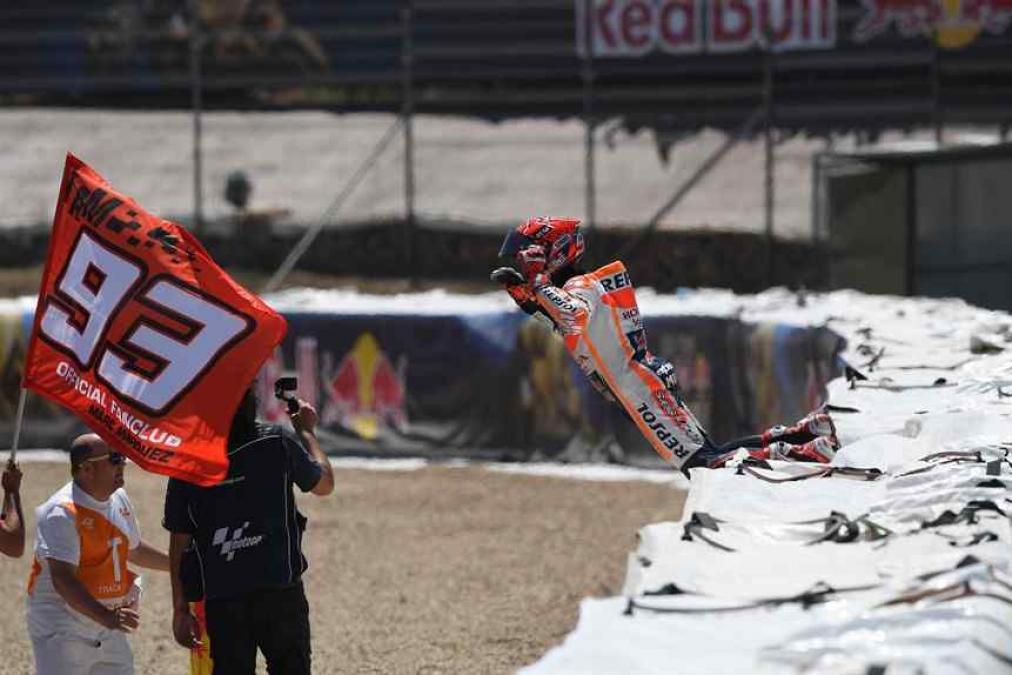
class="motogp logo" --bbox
[211,522,264,561]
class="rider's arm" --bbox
[531,277,592,336]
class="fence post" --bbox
[763,30,776,288]
[582,0,596,237]
[189,0,204,236]
[932,44,943,145]
[402,0,417,283]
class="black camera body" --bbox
[274,376,299,414]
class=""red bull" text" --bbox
[576,0,837,57]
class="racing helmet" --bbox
[499,217,585,274]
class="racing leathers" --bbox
[520,261,710,470]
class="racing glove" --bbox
[491,266,558,332]
[516,245,550,287]
[491,266,539,315]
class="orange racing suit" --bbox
[527,261,709,470]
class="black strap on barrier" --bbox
[896,464,934,478]
[863,347,886,371]
[946,531,999,548]
[681,510,893,553]
[681,512,734,552]
[741,465,831,483]
[734,457,773,474]
[843,360,869,390]
[880,578,1012,610]
[740,464,882,484]
[856,515,893,541]
[897,451,1010,478]
[626,556,1012,620]
[833,467,884,481]
[824,403,861,413]
[920,500,1008,529]
[624,581,871,616]
[643,583,685,596]
[921,450,984,463]
[808,511,860,545]
[803,512,892,545]
[898,451,987,478]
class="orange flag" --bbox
[23,154,287,485]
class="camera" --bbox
[274,376,299,414]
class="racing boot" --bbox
[760,411,837,446]
[704,434,838,468]
[765,436,838,464]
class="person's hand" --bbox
[290,399,318,433]
[106,606,140,633]
[490,266,524,288]
[172,606,202,648]
[2,459,21,494]
[492,267,541,315]
[516,245,547,284]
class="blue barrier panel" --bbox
[252,310,844,465]
[0,302,843,464]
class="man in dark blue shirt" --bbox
[163,386,334,674]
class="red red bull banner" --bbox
[23,154,287,485]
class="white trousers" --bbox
[28,602,134,675]
[30,629,133,675]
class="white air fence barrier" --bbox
[524,289,1012,675]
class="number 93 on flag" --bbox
[23,154,287,486]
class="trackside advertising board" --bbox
[22,154,287,485]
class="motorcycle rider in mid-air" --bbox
[491,216,838,473]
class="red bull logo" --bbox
[854,0,1012,47]
[326,333,407,440]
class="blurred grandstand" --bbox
[2,1,1012,299]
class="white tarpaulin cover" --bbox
[521,289,1012,675]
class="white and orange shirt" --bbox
[27,482,141,624]
[532,261,708,469]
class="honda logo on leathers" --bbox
[211,522,264,561]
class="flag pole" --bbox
[9,388,27,463]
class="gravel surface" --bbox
[0,461,684,674]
